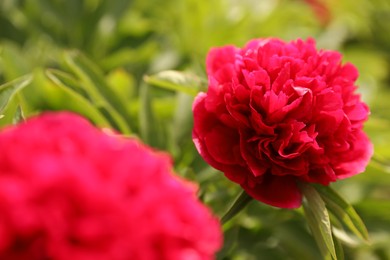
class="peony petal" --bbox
[272,62,291,93]
[213,64,237,84]
[334,131,373,179]
[239,131,269,177]
[242,175,302,209]
[300,165,337,185]
[242,68,270,90]
[193,93,218,135]
[249,106,274,135]
[204,126,242,165]
[345,101,369,122]
[225,89,251,128]
[315,110,345,136]
[206,46,238,76]
[316,89,343,111]
[339,63,359,81]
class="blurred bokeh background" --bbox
[1,0,390,259]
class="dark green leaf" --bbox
[221,190,253,224]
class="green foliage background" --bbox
[1,0,390,259]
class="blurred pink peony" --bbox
[193,38,373,209]
[0,112,221,260]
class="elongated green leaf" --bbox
[314,184,369,242]
[303,199,332,260]
[370,155,390,174]
[169,92,194,158]
[221,190,253,224]
[63,50,130,115]
[301,183,337,260]
[0,74,32,114]
[333,233,345,260]
[46,69,90,99]
[138,83,163,147]
[12,105,25,124]
[62,51,131,134]
[45,69,113,129]
[172,92,193,143]
[144,70,205,96]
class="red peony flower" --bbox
[193,38,373,209]
[0,112,221,260]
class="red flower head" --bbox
[193,38,373,209]
[0,112,221,260]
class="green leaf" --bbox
[221,190,253,225]
[12,105,25,124]
[370,155,390,174]
[301,183,337,260]
[0,43,31,80]
[45,69,113,129]
[169,92,194,158]
[62,51,132,134]
[144,70,205,96]
[314,184,370,242]
[0,74,32,114]
[333,232,345,260]
[138,83,164,148]
[138,82,152,144]
[303,200,333,260]
[46,69,90,99]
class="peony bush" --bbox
[0,112,221,260]
[193,38,373,208]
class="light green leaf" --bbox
[314,184,370,242]
[303,200,333,260]
[301,183,337,260]
[46,69,90,99]
[62,51,132,134]
[0,74,32,114]
[12,105,25,124]
[144,70,205,96]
